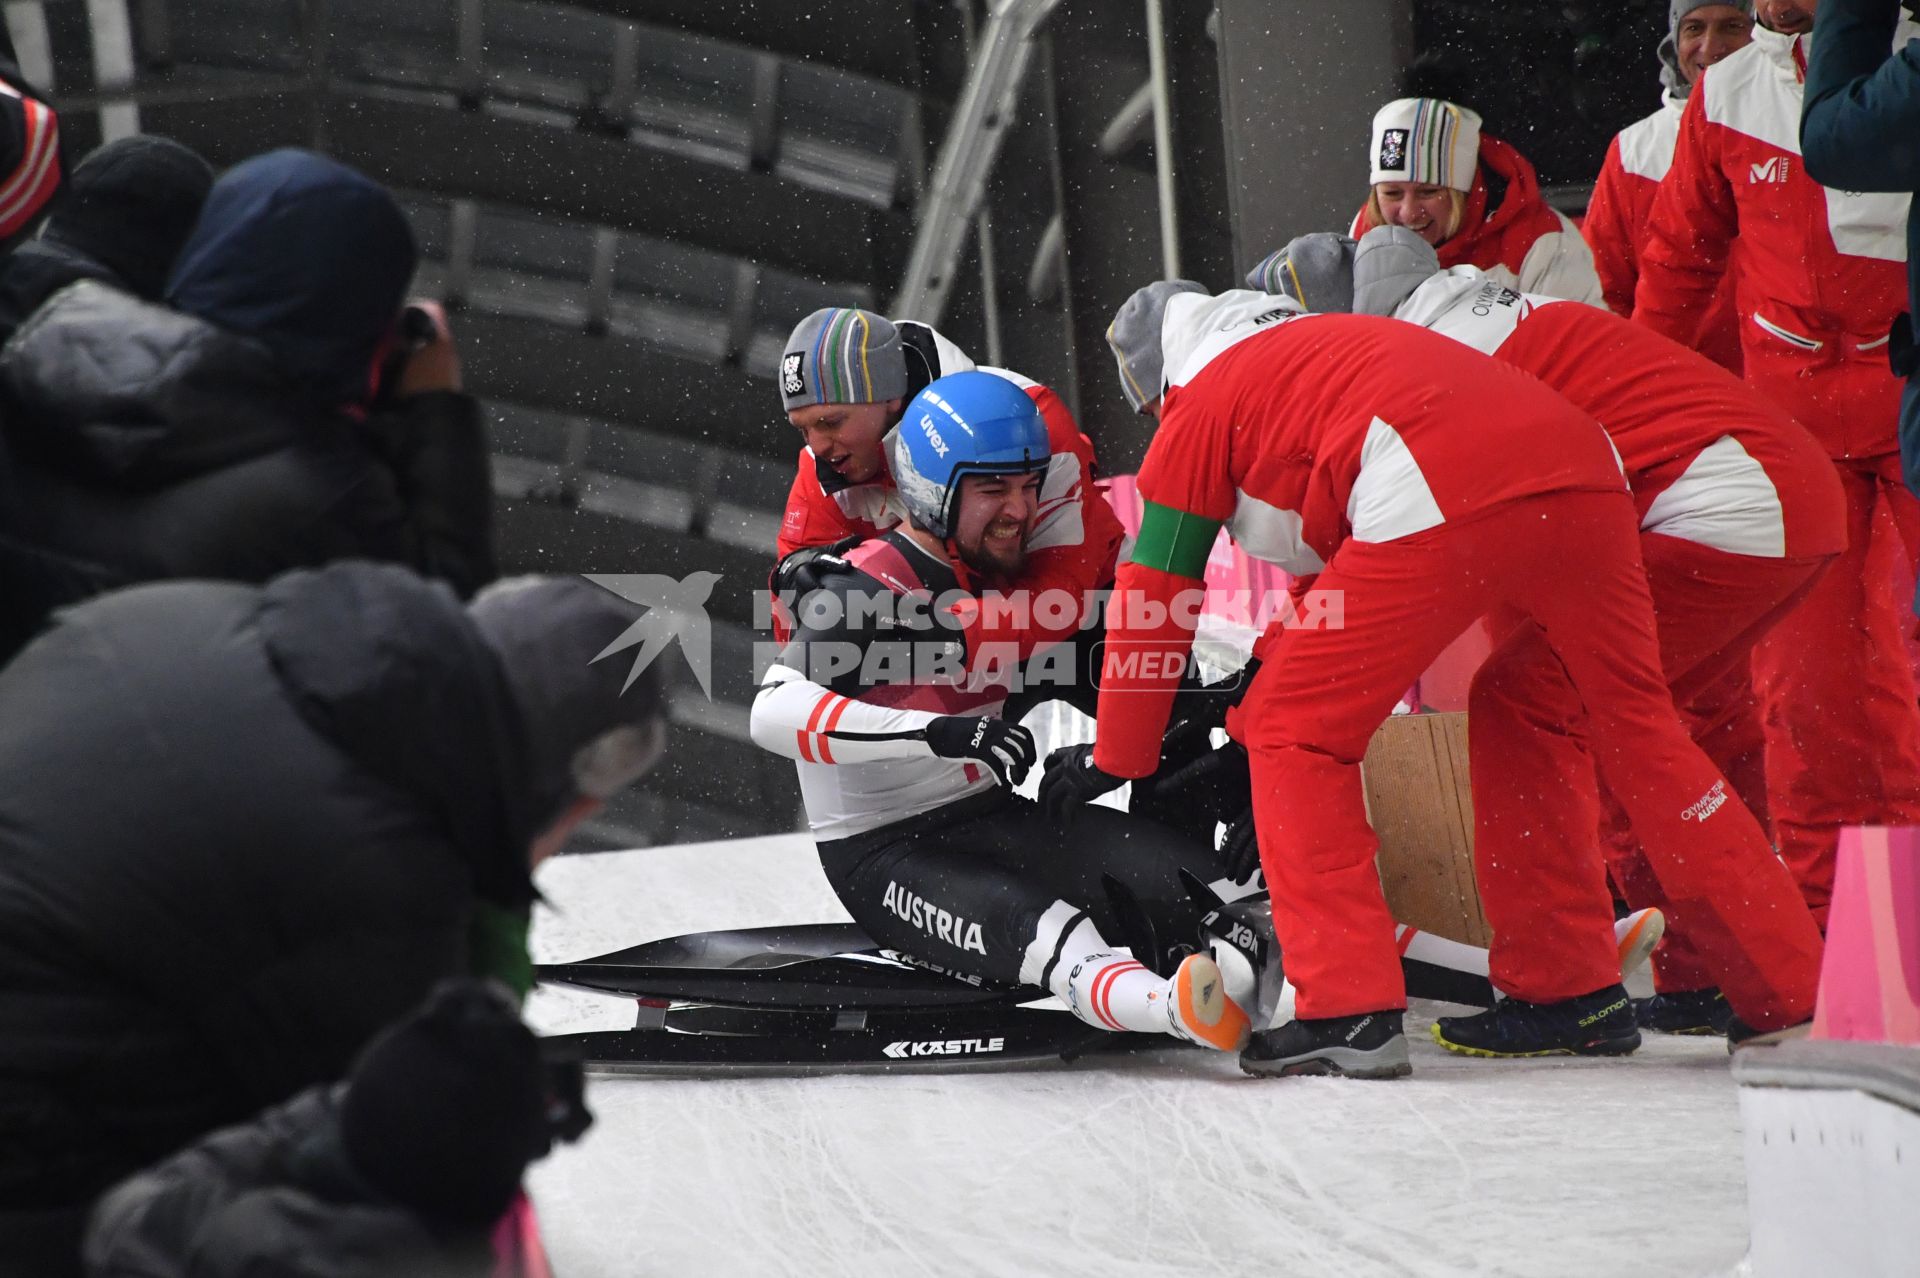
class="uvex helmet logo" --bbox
[1749,157,1792,185]
[919,411,950,458]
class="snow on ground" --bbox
[526,836,1751,1278]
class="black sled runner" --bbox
[535,923,1159,1075]
[535,879,1492,1076]
[534,876,1278,1075]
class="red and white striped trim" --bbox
[794,690,856,765]
[1087,959,1146,1032]
[0,93,59,238]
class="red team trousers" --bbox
[1236,490,1824,1029]
[1751,451,1920,927]
[1493,532,1831,999]
[1741,343,1920,929]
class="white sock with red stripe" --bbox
[1045,918,1176,1035]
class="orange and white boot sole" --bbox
[1169,952,1251,1052]
[1615,908,1666,980]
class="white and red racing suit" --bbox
[749,533,1229,991]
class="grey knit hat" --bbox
[778,307,910,412]
[468,576,669,826]
[1351,225,1442,318]
[1245,234,1357,314]
[1107,280,1209,413]
[1659,1,1754,97]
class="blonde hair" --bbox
[1362,186,1467,245]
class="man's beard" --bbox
[958,535,1028,584]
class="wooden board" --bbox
[1361,711,1491,948]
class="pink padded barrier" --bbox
[1809,826,1920,1046]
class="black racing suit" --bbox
[750,531,1231,988]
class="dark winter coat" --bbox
[0,565,542,1274]
[0,280,496,664]
[1802,0,1920,501]
[0,134,214,342]
[165,148,416,410]
[83,1088,500,1278]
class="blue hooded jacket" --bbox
[165,148,416,408]
[1801,2,1920,512]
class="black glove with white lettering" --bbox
[769,535,861,601]
[923,715,1036,787]
[1037,743,1128,827]
[1220,804,1261,884]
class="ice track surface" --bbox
[527,835,1751,1278]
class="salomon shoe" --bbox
[1432,985,1640,1058]
[1614,908,1665,979]
[1165,951,1251,1052]
[1240,1010,1410,1079]
[1726,1015,1812,1053]
[1634,987,1732,1036]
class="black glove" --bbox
[1220,804,1261,884]
[770,535,861,601]
[923,715,1036,787]
[1164,657,1260,740]
[1037,743,1127,827]
[1133,741,1252,827]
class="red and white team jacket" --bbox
[1635,22,1917,458]
[1583,91,1743,371]
[1394,268,1844,560]
[774,358,1124,662]
[1351,134,1605,305]
[1089,296,1627,778]
[751,536,1011,839]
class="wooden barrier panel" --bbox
[1362,712,1490,948]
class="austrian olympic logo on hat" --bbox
[1378,128,1409,173]
[781,352,806,397]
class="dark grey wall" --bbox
[1214,0,1414,278]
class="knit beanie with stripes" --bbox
[779,307,910,412]
[1368,98,1482,192]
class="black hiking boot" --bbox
[1240,1010,1410,1079]
[1634,988,1733,1036]
[1432,984,1640,1058]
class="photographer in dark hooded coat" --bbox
[0,563,667,1276]
[0,147,495,665]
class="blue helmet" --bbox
[886,371,1050,539]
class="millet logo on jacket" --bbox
[1748,157,1792,185]
[883,881,987,954]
